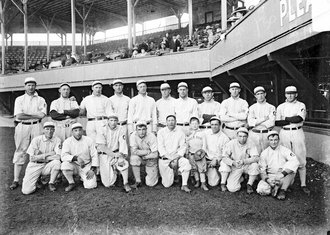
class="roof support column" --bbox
[71,0,76,55]
[23,0,28,71]
[132,0,140,46]
[221,0,227,31]
[188,0,193,40]
[127,0,132,49]
[82,5,86,55]
[0,0,7,75]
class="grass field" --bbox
[0,126,329,235]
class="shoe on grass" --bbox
[124,184,132,193]
[65,183,75,192]
[194,180,200,188]
[201,182,209,191]
[181,185,191,193]
[246,184,254,194]
[277,189,286,200]
[220,184,227,192]
[48,183,56,192]
[9,181,19,190]
[301,186,310,196]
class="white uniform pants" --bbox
[22,160,61,194]
[99,154,129,187]
[219,161,259,192]
[61,161,97,189]
[279,128,306,167]
[222,127,238,140]
[86,119,107,142]
[158,158,191,187]
[130,155,159,187]
[13,122,42,164]
[54,120,76,142]
[248,130,269,154]
[206,165,220,187]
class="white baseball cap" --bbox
[202,86,213,93]
[160,83,171,90]
[72,123,83,130]
[136,80,146,86]
[237,127,249,135]
[267,130,279,139]
[178,82,188,88]
[210,116,221,123]
[254,86,265,94]
[108,113,119,120]
[59,83,70,88]
[24,77,37,84]
[136,120,147,127]
[92,81,102,87]
[43,122,55,128]
[285,86,297,93]
[112,79,123,85]
[229,82,240,89]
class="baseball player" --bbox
[219,82,249,139]
[219,127,259,193]
[128,80,157,135]
[157,115,192,192]
[50,83,79,142]
[21,122,62,194]
[61,123,99,192]
[130,120,159,188]
[10,77,47,190]
[275,86,310,195]
[174,82,198,136]
[79,81,111,141]
[109,79,130,134]
[95,114,131,193]
[198,86,221,129]
[247,86,276,154]
[156,83,176,131]
[257,130,300,200]
[202,117,230,189]
[186,117,208,190]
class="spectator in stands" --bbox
[62,52,77,67]
[206,26,215,46]
[165,32,171,48]
[169,35,180,53]
[227,16,240,29]
[137,48,148,57]
[232,6,248,19]
[161,36,169,48]
[193,28,200,45]
[131,47,139,58]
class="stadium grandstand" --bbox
[0,0,329,167]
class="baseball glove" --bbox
[194,149,206,161]
[256,180,271,196]
[169,158,179,171]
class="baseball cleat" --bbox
[246,184,254,194]
[181,185,191,193]
[65,183,75,192]
[201,182,209,191]
[131,182,142,189]
[9,181,19,190]
[194,180,201,188]
[301,186,310,196]
[48,183,56,192]
[220,184,227,192]
[123,184,132,193]
[277,189,286,200]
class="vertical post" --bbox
[104,30,106,42]
[46,29,50,62]
[188,0,193,40]
[61,33,63,46]
[0,0,5,74]
[81,32,83,46]
[71,0,76,55]
[132,6,136,46]
[10,33,13,46]
[141,22,144,35]
[23,0,28,71]
[221,0,227,31]
[127,0,132,49]
[64,33,67,46]
[83,5,86,55]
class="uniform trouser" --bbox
[279,129,306,167]
[22,160,61,194]
[54,120,76,142]
[219,161,259,192]
[189,154,220,186]
[130,155,159,187]
[61,161,97,189]
[248,130,269,154]
[268,173,295,190]
[99,154,129,187]
[159,158,191,188]
[222,127,238,140]
[86,119,108,142]
[13,123,42,164]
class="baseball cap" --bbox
[189,116,200,123]
[267,130,279,139]
[59,83,70,88]
[178,82,188,88]
[202,86,213,93]
[112,79,123,85]
[136,80,146,86]
[237,127,249,135]
[285,86,297,93]
[43,121,55,128]
[166,114,176,120]
[229,82,240,89]
[92,81,102,87]
[210,116,221,123]
[136,120,147,127]
[24,77,37,85]
[72,123,83,130]
[254,86,265,94]
[160,83,171,90]
[108,113,119,120]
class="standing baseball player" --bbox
[109,79,130,134]
[202,117,230,189]
[247,86,276,154]
[174,82,198,136]
[156,83,176,131]
[61,123,98,192]
[130,120,159,188]
[275,86,310,195]
[95,114,131,193]
[257,130,300,200]
[128,80,157,135]
[21,122,62,194]
[219,127,259,193]
[50,83,79,142]
[10,77,47,190]
[198,86,221,129]
[79,81,111,141]
[157,115,192,192]
[219,82,249,139]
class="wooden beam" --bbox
[210,77,229,96]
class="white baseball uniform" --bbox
[219,97,249,139]
[186,129,205,179]
[198,99,221,128]
[61,135,99,189]
[130,131,159,186]
[156,96,176,130]
[220,139,259,192]
[13,92,47,165]
[22,135,62,194]
[50,97,79,141]
[248,101,276,153]
[109,93,130,130]
[157,127,191,187]
[174,97,198,136]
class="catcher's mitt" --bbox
[169,158,180,171]
[194,149,206,161]
[256,180,271,196]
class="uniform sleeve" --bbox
[50,100,57,112]
[263,105,276,129]
[259,150,268,176]
[105,98,114,117]
[219,135,230,157]
[127,98,135,124]
[297,102,306,120]
[244,145,259,164]
[151,99,158,129]
[80,97,86,110]
[26,137,38,157]
[39,97,47,115]
[14,97,23,116]
[157,130,167,157]
[54,138,62,156]
[129,133,139,155]
[118,128,128,155]
[282,147,300,172]
[235,100,249,120]
[191,99,198,118]
[275,104,283,121]
[247,106,257,127]
[177,132,187,157]
[61,139,74,162]
[221,141,234,166]
[95,130,107,145]
[219,100,236,122]
[89,141,99,167]
[72,101,80,109]
[149,133,158,152]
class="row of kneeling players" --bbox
[19,114,301,201]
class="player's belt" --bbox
[199,125,211,129]
[157,123,166,127]
[252,129,269,133]
[118,121,127,126]
[224,125,240,130]
[21,120,41,125]
[98,149,119,155]
[159,156,169,160]
[177,123,189,126]
[283,126,302,131]
[34,161,46,164]
[88,116,108,121]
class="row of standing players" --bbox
[9,77,310,200]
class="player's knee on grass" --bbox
[178,157,192,172]
[247,162,259,176]
[218,161,231,173]
[130,155,142,166]
[22,177,37,195]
